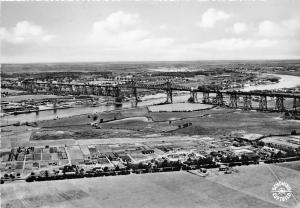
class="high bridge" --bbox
[20,79,300,112]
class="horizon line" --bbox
[2,58,300,65]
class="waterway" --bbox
[2,73,299,125]
[1,92,191,125]
[242,74,300,91]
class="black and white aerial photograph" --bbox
[1,0,300,207]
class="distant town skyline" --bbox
[1,0,300,63]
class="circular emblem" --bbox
[271,181,292,202]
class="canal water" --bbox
[1,92,191,125]
[2,74,299,125]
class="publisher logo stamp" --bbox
[272,181,292,202]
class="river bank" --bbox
[243,74,300,91]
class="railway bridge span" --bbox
[21,79,300,112]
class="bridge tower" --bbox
[243,95,252,110]
[130,80,138,102]
[275,96,285,111]
[229,94,238,108]
[202,92,210,104]
[259,95,268,111]
[165,81,173,103]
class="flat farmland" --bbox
[206,164,300,208]
[2,165,299,208]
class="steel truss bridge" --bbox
[21,79,300,112]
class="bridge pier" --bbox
[215,92,224,105]
[243,95,252,110]
[34,83,39,93]
[129,80,139,102]
[83,86,89,95]
[42,83,47,92]
[74,85,80,95]
[55,85,61,95]
[69,85,74,94]
[202,92,210,104]
[189,91,198,103]
[166,89,173,103]
[132,87,137,102]
[27,82,35,94]
[114,87,121,97]
[103,86,108,96]
[99,86,105,96]
[46,83,51,93]
[275,96,285,111]
[165,81,173,103]
[93,86,98,96]
[90,86,95,95]
[59,85,64,94]
[259,95,268,111]
[293,98,300,109]
[229,94,238,108]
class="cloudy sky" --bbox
[1,0,300,63]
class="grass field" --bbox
[2,105,300,151]
[1,164,299,208]
[275,161,300,172]
[4,106,299,145]
[171,109,300,136]
[148,103,213,112]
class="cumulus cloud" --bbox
[0,21,54,44]
[88,11,174,50]
[89,11,146,46]
[197,8,230,28]
[258,16,300,38]
[89,11,148,46]
[232,22,248,34]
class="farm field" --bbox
[2,164,299,208]
[206,164,300,208]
